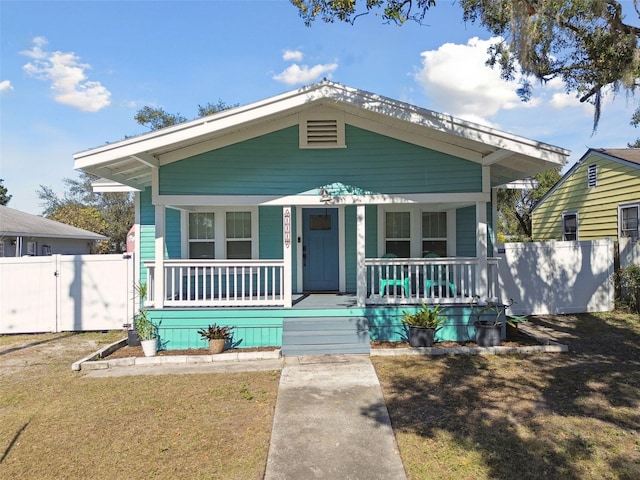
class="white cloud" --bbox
[283,49,303,62]
[550,92,582,109]
[0,80,13,93]
[273,63,338,85]
[21,37,111,112]
[414,37,539,124]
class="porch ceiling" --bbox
[74,81,570,192]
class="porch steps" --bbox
[281,317,370,356]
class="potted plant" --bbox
[470,296,524,347]
[402,303,445,347]
[197,324,234,354]
[133,283,159,357]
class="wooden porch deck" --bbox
[291,293,359,309]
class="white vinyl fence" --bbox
[498,239,615,316]
[620,236,640,268]
[0,254,133,334]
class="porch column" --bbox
[283,206,292,308]
[476,201,488,301]
[356,205,366,307]
[154,204,165,308]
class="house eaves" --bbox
[73,80,570,190]
[532,147,640,213]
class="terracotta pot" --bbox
[208,339,225,354]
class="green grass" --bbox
[372,312,640,480]
[0,332,279,479]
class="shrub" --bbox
[613,264,640,313]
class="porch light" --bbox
[319,187,333,204]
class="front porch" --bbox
[147,292,505,353]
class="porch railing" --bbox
[364,257,499,305]
[144,259,286,307]
[143,257,498,308]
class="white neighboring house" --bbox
[0,205,107,256]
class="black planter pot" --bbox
[408,326,436,347]
[475,323,501,347]
[127,329,141,347]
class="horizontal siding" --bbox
[140,188,154,226]
[166,208,181,258]
[456,206,476,256]
[258,207,283,259]
[533,154,640,240]
[159,125,482,196]
[149,304,489,350]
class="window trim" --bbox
[619,203,640,240]
[562,211,579,241]
[183,207,258,259]
[298,107,346,149]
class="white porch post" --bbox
[476,201,488,300]
[356,205,366,307]
[476,165,491,301]
[154,204,165,308]
[283,206,293,308]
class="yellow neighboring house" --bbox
[532,148,640,241]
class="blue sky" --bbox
[1,0,638,214]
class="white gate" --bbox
[0,254,133,334]
[498,239,615,315]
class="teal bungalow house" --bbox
[74,81,568,354]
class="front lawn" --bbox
[373,312,640,480]
[0,332,279,479]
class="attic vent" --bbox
[299,110,346,149]
[306,119,338,146]
[588,164,597,188]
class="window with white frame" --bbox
[620,204,640,239]
[189,212,215,259]
[0,240,4,257]
[562,212,578,241]
[188,210,255,259]
[422,212,447,257]
[385,211,411,257]
[226,211,252,259]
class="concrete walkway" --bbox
[264,354,407,480]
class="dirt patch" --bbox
[0,331,123,375]
[102,327,540,360]
[104,344,279,359]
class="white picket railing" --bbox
[364,257,499,305]
[145,259,286,307]
[144,257,498,308]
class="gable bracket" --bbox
[482,149,512,166]
[131,152,159,167]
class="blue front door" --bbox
[303,208,339,291]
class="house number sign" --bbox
[284,208,291,248]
